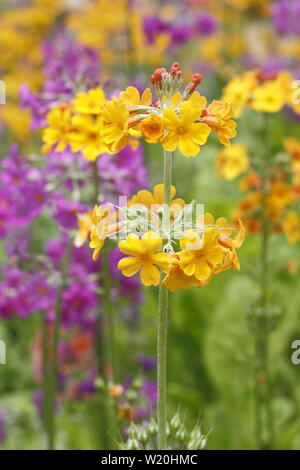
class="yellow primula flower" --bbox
[283,137,300,161]
[251,82,286,113]
[73,88,106,115]
[42,105,72,154]
[215,144,249,180]
[217,219,245,271]
[162,254,206,292]
[74,211,94,248]
[292,160,300,187]
[120,86,152,107]
[266,181,295,216]
[204,100,237,147]
[178,228,224,281]
[282,211,300,244]
[197,212,245,271]
[129,184,184,218]
[89,204,119,260]
[222,73,256,117]
[140,114,164,143]
[69,114,108,161]
[161,101,211,157]
[102,99,132,152]
[89,228,105,261]
[118,232,170,287]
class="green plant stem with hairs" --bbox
[157,149,172,450]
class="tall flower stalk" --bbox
[43,62,244,449]
[221,68,300,449]
[157,149,172,449]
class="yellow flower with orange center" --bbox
[178,228,224,281]
[161,101,211,157]
[215,144,249,180]
[118,232,170,287]
[74,211,94,248]
[282,211,300,244]
[42,105,72,154]
[73,88,106,115]
[251,81,286,113]
[69,114,108,161]
[222,72,257,117]
[197,213,245,271]
[140,114,164,143]
[204,100,237,147]
[89,205,119,260]
[265,181,294,219]
[162,254,206,292]
[283,138,300,161]
[102,99,137,152]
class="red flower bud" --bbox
[191,73,202,85]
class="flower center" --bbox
[177,126,187,135]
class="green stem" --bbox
[92,161,117,449]
[44,240,72,450]
[157,150,172,450]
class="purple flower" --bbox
[141,379,157,407]
[143,16,169,44]
[137,354,156,372]
[62,280,97,328]
[169,24,190,47]
[98,145,149,197]
[52,196,85,230]
[193,13,218,37]
[271,0,300,36]
[20,30,102,128]
[0,145,46,229]
[0,266,54,319]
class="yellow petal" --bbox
[140,264,160,286]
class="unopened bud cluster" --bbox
[119,412,207,450]
[150,63,183,100]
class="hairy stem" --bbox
[157,150,172,450]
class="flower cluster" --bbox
[222,69,300,117]
[84,184,245,290]
[221,139,300,244]
[20,30,102,130]
[215,144,249,180]
[43,63,236,160]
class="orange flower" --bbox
[140,114,164,143]
[162,254,206,291]
[108,384,124,399]
[204,100,237,147]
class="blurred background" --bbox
[0,0,300,450]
